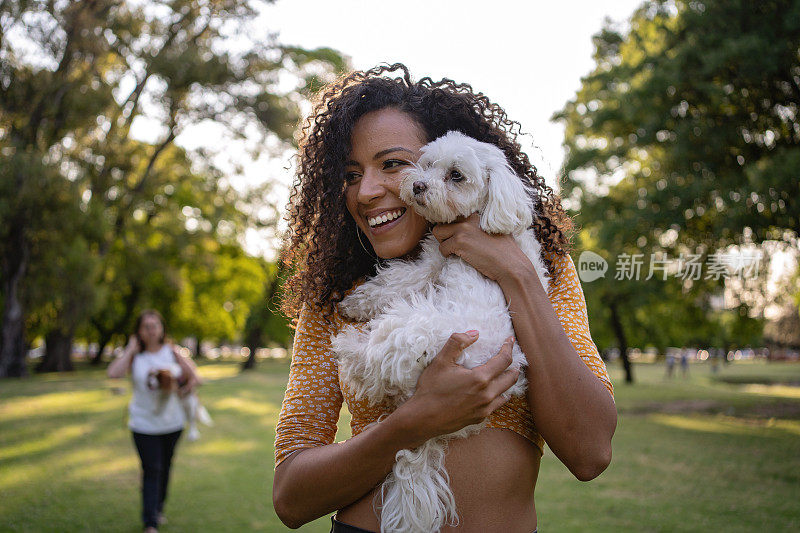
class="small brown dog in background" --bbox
[147,369,178,393]
[146,368,212,440]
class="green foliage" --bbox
[554,0,798,362]
[0,148,103,337]
[171,245,268,343]
[557,0,800,247]
[0,0,348,368]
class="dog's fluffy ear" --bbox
[477,145,533,234]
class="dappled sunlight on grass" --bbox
[189,437,259,456]
[212,396,279,417]
[0,447,121,491]
[769,419,800,436]
[75,454,139,480]
[0,461,47,491]
[0,422,95,461]
[649,413,794,436]
[0,388,125,420]
[197,364,241,381]
[742,383,800,399]
[2,359,798,531]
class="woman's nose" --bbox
[356,169,388,203]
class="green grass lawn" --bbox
[1,358,799,532]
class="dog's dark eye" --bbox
[449,170,464,182]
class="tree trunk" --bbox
[36,329,75,373]
[91,335,111,366]
[193,336,203,359]
[240,263,286,371]
[0,224,30,378]
[241,326,261,371]
[90,283,140,365]
[608,301,634,383]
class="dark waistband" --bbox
[330,516,376,533]
[330,515,537,533]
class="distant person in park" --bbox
[107,309,202,533]
[666,352,676,379]
[272,64,617,532]
[710,349,720,373]
[680,348,690,378]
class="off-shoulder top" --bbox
[274,252,614,467]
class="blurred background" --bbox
[1,0,798,531]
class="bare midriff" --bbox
[336,428,540,532]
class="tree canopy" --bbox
[555,0,799,381]
[0,0,347,376]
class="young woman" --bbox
[107,310,201,533]
[273,64,617,532]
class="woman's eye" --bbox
[449,170,464,182]
[383,159,408,170]
[345,171,361,183]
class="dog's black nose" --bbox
[412,181,427,195]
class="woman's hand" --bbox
[432,214,532,285]
[178,375,199,397]
[396,331,519,443]
[125,335,140,354]
[107,336,140,378]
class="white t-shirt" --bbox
[128,344,186,435]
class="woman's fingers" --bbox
[476,336,515,379]
[486,367,521,402]
[475,338,521,416]
[434,331,480,364]
[412,332,523,435]
[484,389,512,415]
[431,214,479,241]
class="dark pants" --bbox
[132,430,182,528]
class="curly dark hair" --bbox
[281,63,573,318]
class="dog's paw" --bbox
[186,426,200,441]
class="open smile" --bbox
[366,208,406,230]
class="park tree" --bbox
[87,142,265,363]
[170,243,268,355]
[241,258,291,370]
[0,0,347,376]
[559,0,800,244]
[558,0,799,248]
[555,0,794,379]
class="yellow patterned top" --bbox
[274,252,614,467]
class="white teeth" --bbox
[368,209,403,227]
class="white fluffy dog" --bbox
[332,131,550,533]
[181,392,214,441]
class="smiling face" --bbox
[137,313,164,350]
[344,108,430,259]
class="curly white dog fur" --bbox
[332,131,550,533]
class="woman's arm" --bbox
[273,330,519,528]
[172,344,202,396]
[434,214,617,481]
[106,336,139,378]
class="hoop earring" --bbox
[356,226,376,258]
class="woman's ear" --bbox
[478,148,533,234]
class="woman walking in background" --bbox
[108,310,201,533]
